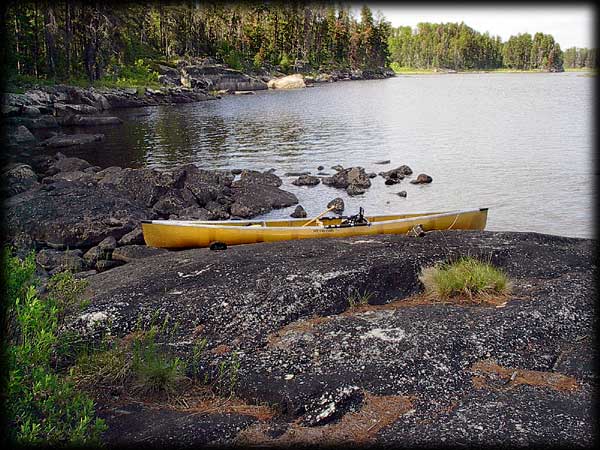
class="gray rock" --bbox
[346,184,366,196]
[410,173,433,184]
[181,65,267,91]
[233,170,282,188]
[74,231,594,447]
[98,236,117,252]
[3,164,39,196]
[397,190,407,197]
[51,155,92,173]
[8,125,36,144]
[374,160,391,165]
[95,259,125,272]
[292,175,321,186]
[5,180,149,249]
[322,167,371,190]
[327,197,345,214]
[118,227,145,246]
[36,248,85,272]
[385,178,401,185]
[381,165,413,180]
[290,205,308,218]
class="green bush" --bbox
[419,256,512,300]
[3,248,106,445]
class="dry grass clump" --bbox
[419,256,512,303]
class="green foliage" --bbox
[419,256,512,300]
[3,248,106,446]
[131,323,184,395]
[279,53,291,73]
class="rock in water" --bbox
[292,175,321,186]
[290,205,308,218]
[327,197,345,214]
[410,173,433,184]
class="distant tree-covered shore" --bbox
[1,1,597,89]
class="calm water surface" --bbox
[55,72,595,238]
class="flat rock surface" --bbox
[76,230,596,447]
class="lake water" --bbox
[50,72,595,238]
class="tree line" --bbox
[2,1,391,83]
[562,47,597,69]
[388,22,571,72]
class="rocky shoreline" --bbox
[2,60,395,150]
[2,152,596,446]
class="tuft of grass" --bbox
[73,315,185,396]
[419,256,512,302]
[348,289,374,308]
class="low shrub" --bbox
[419,256,512,301]
[3,248,106,445]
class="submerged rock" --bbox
[39,133,105,148]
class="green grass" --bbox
[348,289,374,308]
[418,256,511,302]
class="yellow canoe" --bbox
[141,208,488,249]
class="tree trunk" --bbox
[43,3,58,77]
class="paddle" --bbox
[301,206,336,227]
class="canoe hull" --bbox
[142,208,488,249]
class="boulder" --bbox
[327,197,345,214]
[267,74,306,90]
[380,165,413,180]
[118,227,145,246]
[397,191,407,198]
[290,205,307,218]
[410,173,433,184]
[292,175,320,186]
[384,178,401,185]
[5,180,150,249]
[51,155,92,173]
[346,184,366,196]
[3,164,39,196]
[7,125,36,144]
[36,248,85,272]
[233,170,282,188]
[230,185,298,218]
[54,103,100,116]
[322,167,371,190]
